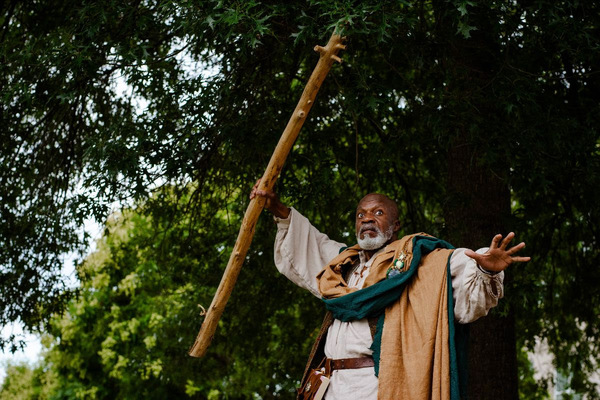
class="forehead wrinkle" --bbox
[357,193,399,220]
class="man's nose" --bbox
[362,214,375,223]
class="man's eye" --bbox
[357,213,364,218]
[375,210,383,216]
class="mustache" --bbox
[359,223,380,234]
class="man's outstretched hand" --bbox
[465,232,531,273]
[249,179,291,219]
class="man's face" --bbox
[355,194,400,250]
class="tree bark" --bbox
[445,141,518,399]
[437,4,520,397]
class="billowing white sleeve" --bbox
[274,208,347,298]
[451,247,504,324]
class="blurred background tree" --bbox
[1,0,599,398]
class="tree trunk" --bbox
[433,1,520,395]
[445,141,518,399]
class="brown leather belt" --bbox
[326,356,374,371]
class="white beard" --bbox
[356,225,394,250]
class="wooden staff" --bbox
[189,31,346,357]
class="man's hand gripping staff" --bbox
[250,179,290,219]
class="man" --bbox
[250,184,530,400]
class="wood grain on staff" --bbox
[188,31,346,358]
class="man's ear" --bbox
[393,219,401,234]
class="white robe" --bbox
[274,208,504,400]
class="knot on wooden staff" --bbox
[313,36,346,64]
[198,304,207,317]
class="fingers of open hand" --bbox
[499,232,515,249]
[506,241,525,256]
[507,242,531,263]
[464,249,485,265]
[464,249,478,259]
[490,234,503,250]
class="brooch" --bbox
[386,252,408,278]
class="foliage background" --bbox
[1,0,599,398]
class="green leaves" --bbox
[13,188,317,398]
[456,20,477,38]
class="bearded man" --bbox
[250,183,530,400]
